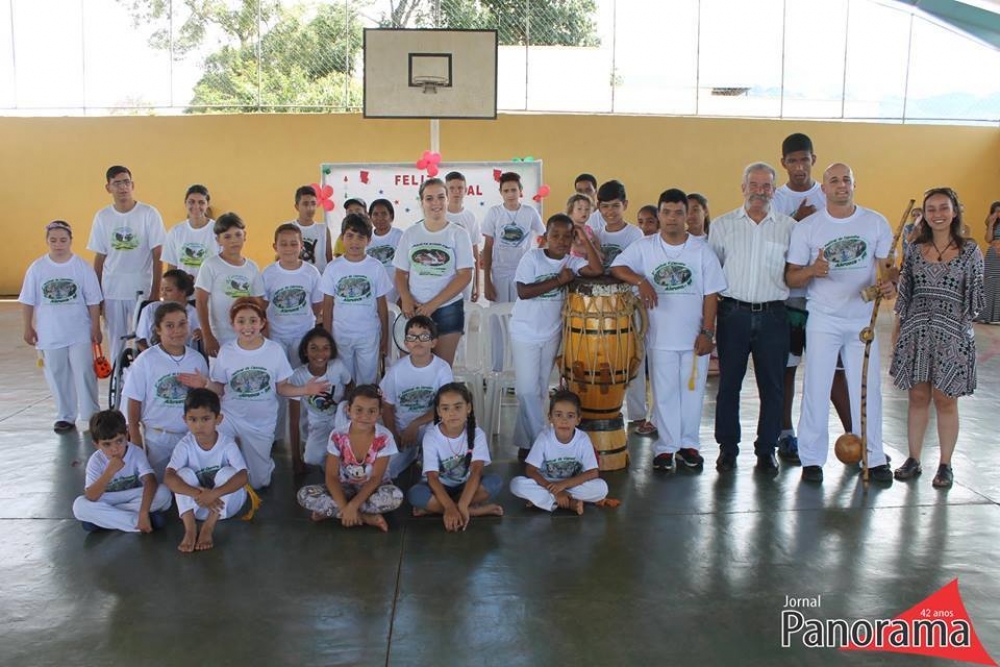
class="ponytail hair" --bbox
[433,382,477,469]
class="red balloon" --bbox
[320,184,333,198]
[417,159,428,170]
[427,165,439,177]
[429,152,442,164]
[422,150,432,159]
[321,200,334,212]
[538,184,551,197]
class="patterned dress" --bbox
[976,224,1000,323]
[891,241,985,397]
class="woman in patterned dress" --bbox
[976,201,1000,324]
[891,188,985,488]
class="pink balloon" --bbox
[417,159,428,170]
[538,184,551,197]
[321,184,333,198]
[422,150,432,159]
[428,165,439,177]
[429,152,442,164]
[311,182,322,196]
[321,200,334,212]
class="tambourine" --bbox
[92,343,112,379]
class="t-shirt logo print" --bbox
[535,272,563,300]
[653,262,694,291]
[272,286,308,313]
[181,243,207,267]
[603,245,624,267]
[544,457,583,480]
[307,390,337,414]
[410,244,453,277]
[41,278,78,304]
[155,374,188,405]
[367,245,396,265]
[112,227,140,251]
[824,236,868,269]
[224,276,252,298]
[501,224,526,245]
[105,474,141,493]
[336,276,372,303]
[399,386,435,413]
[300,239,317,264]
[229,367,272,398]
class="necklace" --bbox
[161,345,186,365]
[930,239,953,262]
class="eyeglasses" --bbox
[404,333,433,343]
[110,179,133,188]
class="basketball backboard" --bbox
[363,29,498,119]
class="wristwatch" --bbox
[699,328,716,343]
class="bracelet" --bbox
[699,328,716,343]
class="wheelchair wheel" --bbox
[108,348,137,410]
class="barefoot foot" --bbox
[195,523,215,551]
[178,529,197,553]
[361,513,389,533]
[310,511,331,522]
[469,503,504,517]
[571,498,584,515]
[411,507,429,517]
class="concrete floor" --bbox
[1,300,998,667]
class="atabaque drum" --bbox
[561,276,646,470]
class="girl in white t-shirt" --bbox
[367,198,404,306]
[19,220,103,433]
[163,184,218,277]
[393,179,475,366]
[296,385,404,532]
[288,327,353,472]
[123,302,209,479]
[135,269,202,351]
[407,383,504,531]
[180,298,330,489]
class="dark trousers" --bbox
[714,299,790,456]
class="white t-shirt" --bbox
[367,227,404,276]
[597,223,644,271]
[261,262,323,341]
[421,423,491,487]
[290,220,331,274]
[612,234,727,351]
[194,254,265,345]
[162,220,219,277]
[525,426,599,481]
[122,345,208,433]
[447,209,483,247]
[772,182,827,218]
[320,255,392,339]
[87,202,166,300]
[392,221,475,307]
[18,254,103,350]
[482,204,545,275]
[327,422,398,485]
[586,210,607,234]
[135,302,201,346]
[167,432,248,488]
[289,361,352,425]
[211,339,293,430]
[379,355,454,432]
[787,206,893,320]
[86,443,154,493]
[510,249,588,343]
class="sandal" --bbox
[932,464,953,489]
[893,457,922,481]
[635,421,658,436]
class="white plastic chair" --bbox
[451,301,488,433]
[482,302,516,438]
[384,302,406,370]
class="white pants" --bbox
[649,349,709,456]
[73,484,172,532]
[272,337,303,443]
[336,333,380,385]
[797,310,887,467]
[219,418,275,489]
[489,271,517,371]
[512,333,561,449]
[625,347,649,422]
[509,476,608,511]
[303,415,337,467]
[42,341,99,424]
[173,466,247,520]
[143,428,186,480]
[104,298,137,363]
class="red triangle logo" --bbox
[841,579,996,665]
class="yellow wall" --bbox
[1,113,998,294]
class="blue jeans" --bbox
[714,298,790,456]
[430,299,465,336]
[407,473,503,509]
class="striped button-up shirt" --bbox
[708,206,795,303]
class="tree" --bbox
[382,0,600,47]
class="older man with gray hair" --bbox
[707,162,795,474]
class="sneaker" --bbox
[149,511,167,530]
[777,435,800,464]
[868,464,894,484]
[715,453,737,472]
[652,453,674,471]
[932,464,954,489]
[893,457,922,481]
[675,448,704,470]
[80,521,100,533]
[856,453,892,473]
[54,420,75,434]
[801,465,823,483]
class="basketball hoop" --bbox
[413,75,449,94]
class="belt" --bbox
[722,297,785,312]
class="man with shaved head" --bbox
[785,163,897,484]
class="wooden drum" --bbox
[561,276,646,470]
